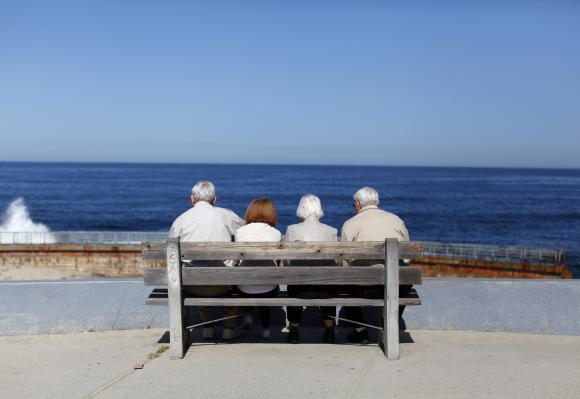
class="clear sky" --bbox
[1,1,579,168]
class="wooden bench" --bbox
[143,238,423,360]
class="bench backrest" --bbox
[143,239,422,286]
[143,240,423,261]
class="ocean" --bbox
[1,162,579,277]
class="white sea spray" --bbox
[0,198,55,243]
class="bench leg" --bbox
[384,238,400,360]
[167,239,185,359]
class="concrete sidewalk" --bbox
[1,329,579,399]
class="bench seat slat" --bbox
[144,289,421,307]
[146,298,171,306]
[183,297,421,307]
[144,266,422,286]
[142,241,424,260]
[145,288,169,305]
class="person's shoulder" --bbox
[283,223,300,242]
[214,206,240,218]
[382,210,405,224]
[320,224,338,241]
[268,224,282,237]
[285,223,299,233]
[262,224,282,240]
[342,214,359,229]
[319,221,338,234]
[234,223,250,241]
[172,207,195,223]
[236,223,252,233]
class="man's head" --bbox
[353,186,379,214]
[191,180,216,205]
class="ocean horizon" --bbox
[1,162,579,277]
[2,160,580,170]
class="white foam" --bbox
[0,198,55,243]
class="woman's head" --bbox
[296,194,324,220]
[244,198,277,227]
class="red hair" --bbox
[244,198,277,227]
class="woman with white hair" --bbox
[284,194,338,344]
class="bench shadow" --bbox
[156,331,170,344]
[156,307,414,355]
[185,326,415,346]
[156,328,414,351]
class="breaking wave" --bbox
[0,198,55,243]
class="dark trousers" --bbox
[239,287,279,329]
[286,285,338,324]
[343,285,412,328]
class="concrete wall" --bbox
[0,279,168,335]
[0,278,579,336]
[0,244,164,277]
[406,279,580,335]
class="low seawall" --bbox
[0,244,164,276]
[0,278,578,336]
[0,244,572,278]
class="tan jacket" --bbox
[341,205,409,266]
[341,205,409,243]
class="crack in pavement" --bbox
[342,353,376,399]
[83,345,166,398]
[110,286,127,330]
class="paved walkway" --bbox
[1,328,579,399]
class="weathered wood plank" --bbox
[148,296,420,306]
[167,238,185,360]
[144,266,422,286]
[183,297,421,307]
[384,238,400,360]
[145,297,171,306]
[145,288,168,305]
[144,268,165,285]
[146,289,421,306]
[142,241,424,260]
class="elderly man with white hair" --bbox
[169,180,245,340]
[284,194,339,344]
[341,186,410,344]
[169,180,244,242]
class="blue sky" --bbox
[1,1,579,167]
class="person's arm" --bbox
[283,225,295,243]
[218,208,245,237]
[331,227,339,242]
[168,219,180,239]
[340,223,351,266]
[228,228,243,268]
[399,221,411,265]
[340,222,352,242]
[399,220,410,241]
[276,231,282,266]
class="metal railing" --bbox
[420,241,565,265]
[0,231,566,265]
[0,231,168,245]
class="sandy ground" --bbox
[1,328,579,399]
[0,265,95,280]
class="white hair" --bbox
[191,180,216,202]
[353,187,380,207]
[296,194,324,220]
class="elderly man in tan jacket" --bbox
[341,186,411,344]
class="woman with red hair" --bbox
[235,198,281,339]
